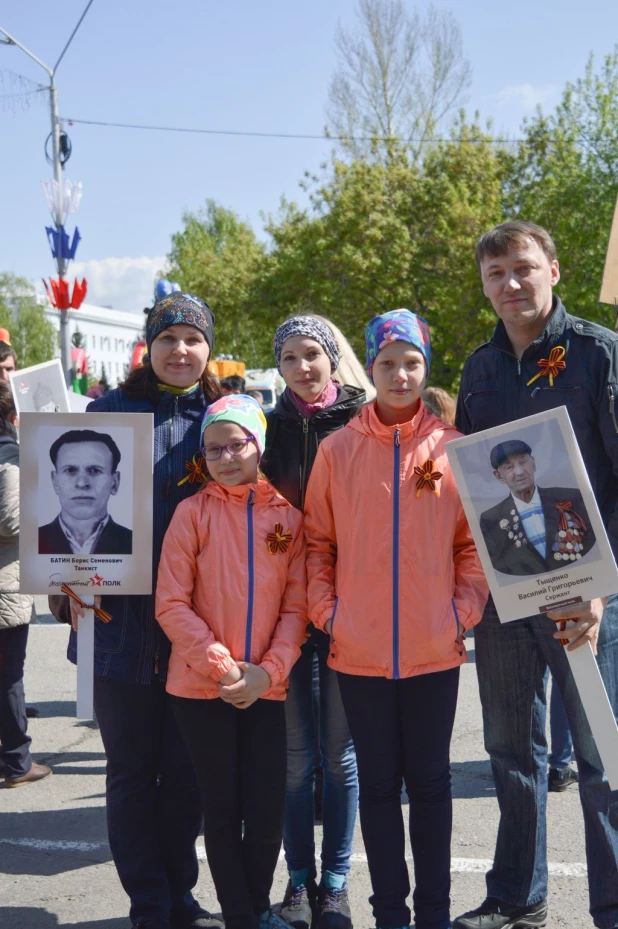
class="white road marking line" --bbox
[0,838,587,877]
[0,838,102,852]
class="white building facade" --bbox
[42,300,145,387]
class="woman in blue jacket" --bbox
[54,292,221,929]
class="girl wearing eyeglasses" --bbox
[156,394,307,929]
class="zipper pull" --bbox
[608,386,618,434]
[248,488,255,506]
[154,654,159,675]
[302,419,309,433]
[517,359,521,376]
[394,428,401,447]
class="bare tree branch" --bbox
[326,0,471,162]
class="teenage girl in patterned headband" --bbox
[304,309,489,929]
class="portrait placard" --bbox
[9,359,70,415]
[19,413,153,595]
[446,406,618,623]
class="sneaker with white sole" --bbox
[453,896,548,929]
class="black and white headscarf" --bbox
[273,316,341,373]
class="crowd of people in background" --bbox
[1,221,617,929]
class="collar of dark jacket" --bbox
[490,295,566,358]
[273,383,366,421]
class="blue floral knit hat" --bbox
[146,292,215,352]
[365,309,432,379]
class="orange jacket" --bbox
[304,402,488,679]
[156,479,307,700]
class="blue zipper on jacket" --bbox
[244,488,256,662]
[392,429,401,680]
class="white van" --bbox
[245,368,286,413]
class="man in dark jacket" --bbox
[453,221,618,929]
[479,439,594,576]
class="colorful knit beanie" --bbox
[365,309,432,379]
[200,394,267,458]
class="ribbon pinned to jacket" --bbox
[414,459,443,497]
[267,523,293,554]
[61,583,112,624]
[178,453,208,486]
[526,345,566,387]
[556,501,587,533]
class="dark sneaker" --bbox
[280,880,317,929]
[259,909,295,929]
[453,897,548,929]
[135,921,172,929]
[548,765,578,792]
[315,883,352,929]
[171,906,222,929]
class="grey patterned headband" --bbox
[274,317,341,373]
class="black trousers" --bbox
[172,696,287,929]
[0,624,31,778]
[338,667,460,929]
[93,676,203,926]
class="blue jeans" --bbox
[548,676,573,770]
[283,627,358,877]
[474,597,618,928]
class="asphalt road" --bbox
[0,608,593,929]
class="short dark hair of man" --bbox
[0,342,18,367]
[220,375,246,393]
[49,430,121,471]
[475,221,557,270]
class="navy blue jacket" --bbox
[66,386,209,683]
[456,297,618,563]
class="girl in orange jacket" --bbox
[156,394,307,929]
[304,310,489,929]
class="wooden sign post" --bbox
[600,193,618,314]
[564,630,618,790]
[76,600,95,719]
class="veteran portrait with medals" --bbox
[479,439,594,576]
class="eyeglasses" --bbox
[201,437,255,461]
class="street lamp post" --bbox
[1,27,74,382]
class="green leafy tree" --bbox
[505,48,618,328]
[165,200,273,366]
[261,119,505,390]
[0,273,57,367]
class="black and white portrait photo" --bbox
[19,413,153,595]
[9,359,70,415]
[38,429,133,555]
[446,407,618,623]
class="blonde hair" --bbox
[307,313,375,401]
[422,387,456,425]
